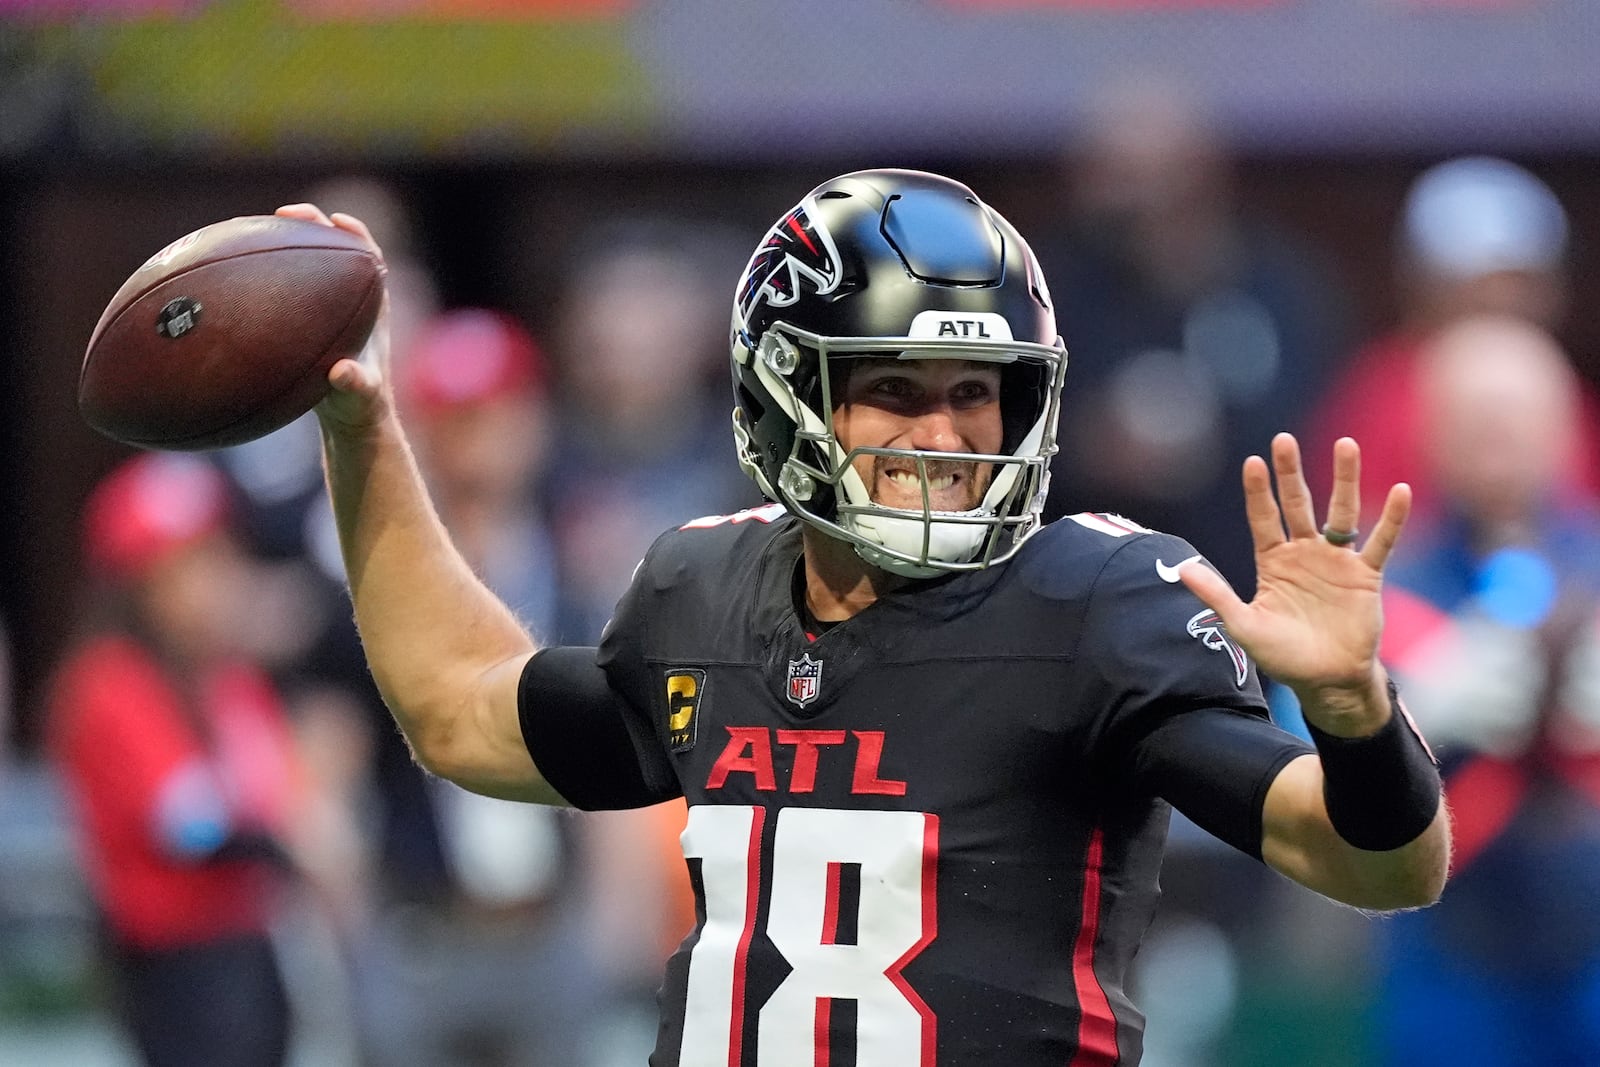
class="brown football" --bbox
[80,215,385,450]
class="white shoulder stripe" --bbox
[680,502,787,530]
[1068,512,1149,538]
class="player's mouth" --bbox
[871,459,989,512]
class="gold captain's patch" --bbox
[665,669,705,752]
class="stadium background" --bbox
[1,1,1598,1063]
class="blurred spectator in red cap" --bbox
[351,308,599,1067]
[82,452,231,583]
[401,308,546,413]
[398,307,557,632]
[1308,156,1600,526]
[46,452,314,1067]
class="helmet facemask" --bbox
[734,321,1066,577]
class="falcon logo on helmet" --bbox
[728,169,1069,578]
[736,203,843,330]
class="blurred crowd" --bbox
[3,79,1600,1067]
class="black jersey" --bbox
[522,505,1311,1067]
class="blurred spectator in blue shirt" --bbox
[545,220,758,642]
[1377,314,1600,1067]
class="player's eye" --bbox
[951,378,998,407]
[868,376,917,399]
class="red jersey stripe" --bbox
[821,861,843,945]
[1069,827,1119,1066]
[814,996,832,1067]
[728,806,766,1066]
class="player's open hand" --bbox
[1177,433,1411,722]
[274,203,392,433]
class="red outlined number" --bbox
[680,806,766,1065]
[679,805,940,1066]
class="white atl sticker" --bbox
[906,309,1014,342]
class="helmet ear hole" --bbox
[735,379,766,426]
[734,377,776,479]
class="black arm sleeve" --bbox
[517,646,682,811]
[1127,707,1313,860]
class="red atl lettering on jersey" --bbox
[705,726,777,791]
[776,729,846,793]
[706,727,907,796]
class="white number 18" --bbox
[678,805,939,1066]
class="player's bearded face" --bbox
[831,358,1004,513]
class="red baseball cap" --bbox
[83,453,230,581]
[399,309,547,419]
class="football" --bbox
[79,215,385,450]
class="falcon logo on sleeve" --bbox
[1186,609,1249,687]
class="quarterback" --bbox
[287,169,1448,1065]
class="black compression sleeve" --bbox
[517,646,681,811]
[1304,679,1442,851]
[1128,708,1314,860]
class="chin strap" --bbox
[851,541,947,580]
[843,509,987,576]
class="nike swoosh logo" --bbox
[1156,554,1202,583]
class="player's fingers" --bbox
[1271,433,1318,539]
[317,359,387,432]
[1322,437,1362,545]
[1359,482,1412,572]
[1241,454,1287,552]
[327,356,378,394]
[328,212,381,255]
[1179,559,1248,625]
[275,203,333,226]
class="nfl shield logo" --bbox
[786,653,823,708]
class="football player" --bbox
[284,168,1449,1066]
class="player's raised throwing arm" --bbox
[1179,433,1451,911]
[280,204,564,805]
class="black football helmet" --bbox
[730,169,1067,576]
